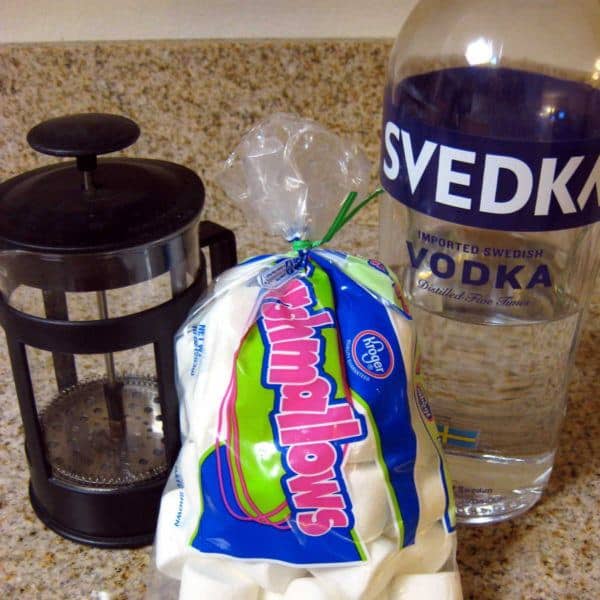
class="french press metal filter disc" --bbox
[0,113,236,547]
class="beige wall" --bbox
[0,1,416,43]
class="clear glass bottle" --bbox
[379,0,600,523]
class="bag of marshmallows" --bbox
[151,114,462,600]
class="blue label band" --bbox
[380,68,600,232]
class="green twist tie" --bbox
[291,239,317,251]
[291,187,383,253]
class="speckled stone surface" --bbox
[0,40,598,600]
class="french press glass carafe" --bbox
[0,113,236,547]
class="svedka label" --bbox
[380,112,600,232]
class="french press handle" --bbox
[198,221,238,278]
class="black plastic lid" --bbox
[0,113,204,253]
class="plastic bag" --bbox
[151,114,462,600]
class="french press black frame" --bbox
[0,114,237,548]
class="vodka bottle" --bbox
[379,0,600,523]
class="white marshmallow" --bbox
[284,576,337,600]
[177,283,262,444]
[233,561,307,594]
[311,537,398,600]
[259,591,285,600]
[386,307,416,379]
[155,441,204,579]
[383,519,398,541]
[178,558,260,600]
[346,462,391,543]
[213,258,270,292]
[346,406,378,464]
[375,587,391,600]
[386,522,456,576]
[389,572,463,600]
[413,465,449,533]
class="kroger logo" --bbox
[351,330,394,379]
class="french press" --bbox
[0,113,236,547]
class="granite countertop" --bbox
[0,40,598,599]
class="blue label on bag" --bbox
[311,252,422,547]
[185,251,456,565]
